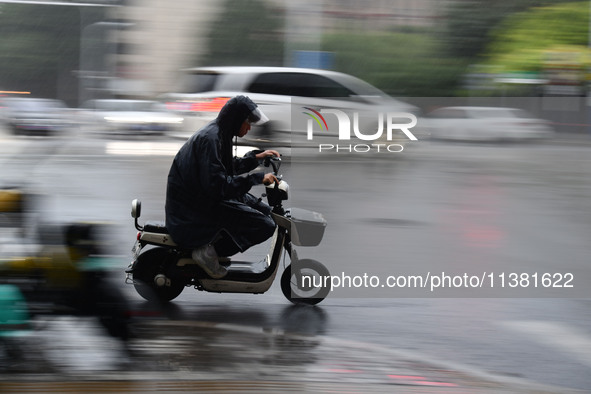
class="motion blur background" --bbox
[0,0,590,107]
[2,0,591,391]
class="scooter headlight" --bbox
[265,180,289,206]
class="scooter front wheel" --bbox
[132,247,184,302]
[281,259,330,305]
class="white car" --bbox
[423,106,554,142]
[0,97,72,135]
[80,99,184,136]
[161,66,419,148]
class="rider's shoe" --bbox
[192,245,227,278]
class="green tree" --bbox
[322,31,467,97]
[444,0,576,60]
[199,0,284,67]
[485,2,589,73]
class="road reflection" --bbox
[151,301,329,337]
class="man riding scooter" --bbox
[165,96,280,279]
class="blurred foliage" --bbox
[484,2,590,72]
[444,0,577,60]
[322,31,468,97]
[0,4,103,104]
[199,0,284,67]
[201,0,468,96]
[198,0,591,97]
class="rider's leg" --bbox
[213,201,276,257]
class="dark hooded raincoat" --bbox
[165,96,275,256]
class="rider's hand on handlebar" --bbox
[256,150,280,161]
[262,173,279,186]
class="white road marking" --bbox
[105,141,258,157]
[502,320,591,368]
[105,141,182,156]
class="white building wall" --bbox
[111,0,222,96]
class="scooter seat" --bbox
[144,221,168,234]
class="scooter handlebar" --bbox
[263,155,281,174]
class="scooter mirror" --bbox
[131,199,141,218]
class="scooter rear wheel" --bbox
[132,247,184,302]
[281,259,330,305]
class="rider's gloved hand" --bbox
[255,150,280,160]
[262,173,279,185]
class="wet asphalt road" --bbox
[1,125,591,392]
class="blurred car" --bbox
[80,99,184,136]
[161,66,419,147]
[0,97,71,135]
[422,106,554,142]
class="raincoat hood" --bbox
[216,95,259,138]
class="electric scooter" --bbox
[125,157,330,305]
